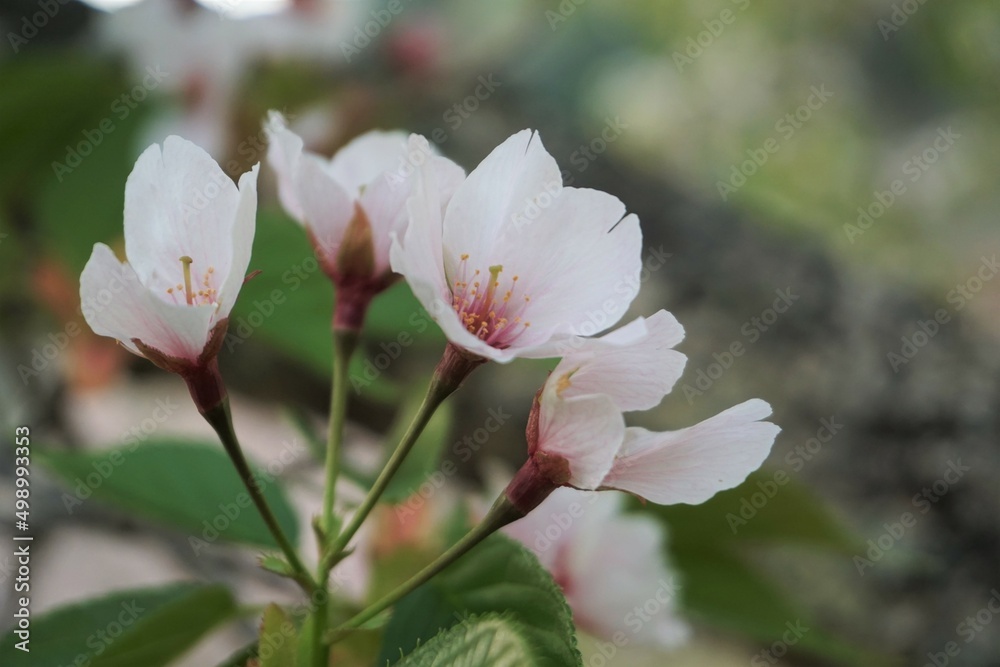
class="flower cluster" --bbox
[79,116,779,661]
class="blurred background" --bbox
[1,0,999,665]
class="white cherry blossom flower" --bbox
[265,111,464,329]
[504,488,690,649]
[504,309,779,511]
[80,136,258,408]
[390,129,643,363]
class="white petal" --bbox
[264,110,307,222]
[123,136,241,297]
[566,509,689,648]
[294,152,355,259]
[80,244,216,362]
[216,164,259,319]
[441,129,561,279]
[361,151,464,276]
[601,399,780,505]
[391,136,487,351]
[327,129,410,195]
[538,393,625,489]
[506,490,689,648]
[506,188,642,344]
[502,487,592,571]
[548,310,687,412]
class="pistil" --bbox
[180,256,194,305]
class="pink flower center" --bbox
[450,254,531,347]
[165,256,219,307]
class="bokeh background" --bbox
[1,0,999,665]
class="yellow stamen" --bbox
[180,256,194,305]
[556,373,572,397]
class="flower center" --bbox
[450,254,531,347]
[165,256,218,306]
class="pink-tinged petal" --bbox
[361,151,464,276]
[566,508,689,648]
[264,110,307,222]
[601,399,780,505]
[294,152,355,259]
[216,163,259,318]
[391,136,487,350]
[441,129,561,280]
[538,393,625,489]
[123,136,241,299]
[549,310,687,412]
[327,130,410,195]
[505,490,689,648]
[504,188,642,347]
[80,244,216,362]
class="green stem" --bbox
[324,344,483,566]
[312,329,356,667]
[325,374,452,565]
[203,401,317,595]
[321,329,357,538]
[330,495,521,638]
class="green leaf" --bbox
[227,209,332,372]
[379,384,454,504]
[364,281,444,345]
[259,604,298,667]
[377,534,581,667]
[651,470,860,554]
[215,644,258,667]
[259,555,296,579]
[642,472,882,665]
[37,439,299,549]
[393,614,538,667]
[675,548,885,666]
[0,582,236,667]
[0,56,125,196]
[36,95,154,274]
